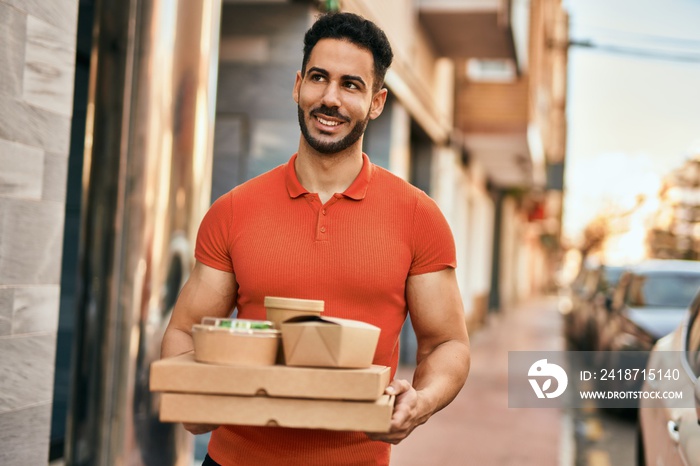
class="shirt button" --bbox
[322,209,326,215]
[320,227,326,233]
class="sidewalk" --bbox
[391,296,571,466]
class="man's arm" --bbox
[367,268,470,444]
[161,260,238,359]
[161,260,237,435]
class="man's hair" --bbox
[301,12,394,93]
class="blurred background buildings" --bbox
[0,0,569,464]
[646,156,700,261]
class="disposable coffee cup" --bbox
[264,296,324,363]
[264,297,324,329]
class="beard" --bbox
[298,105,371,155]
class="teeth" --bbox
[317,116,340,127]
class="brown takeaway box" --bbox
[150,352,390,401]
[159,393,394,433]
[281,316,381,369]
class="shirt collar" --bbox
[285,153,373,201]
[285,154,308,198]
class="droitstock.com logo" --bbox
[528,359,568,399]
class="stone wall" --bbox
[0,0,78,463]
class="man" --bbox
[162,12,470,466]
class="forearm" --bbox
[161,326,195,359]
[160,262,237,360]
[412,338,471,422]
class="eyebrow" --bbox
[307,66,367,89]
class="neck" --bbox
[295,137,364,203]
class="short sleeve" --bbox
[194,193,234,273]
[409,192,457,276]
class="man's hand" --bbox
[366,379,429,444]
[367,269,470,445]
[183,423,219,435]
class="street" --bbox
[572,406,637,466]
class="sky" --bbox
[561,0,700,260]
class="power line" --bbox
[568,39,700,63]
[569,23,700,49]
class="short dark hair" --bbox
[301,12,394,93]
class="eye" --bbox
[310,74,326,82]
[344,81,359,90]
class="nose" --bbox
[320,81,341,108]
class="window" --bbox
[626,273,700,308]
[601,266,624,290]
[465,59,516,82]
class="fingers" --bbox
[385,378,411,396]
[183,423,218,435]
[389,387,418,431]
[366,380,419,444]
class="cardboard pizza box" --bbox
[158,392,394,433]
[150,352,390,401]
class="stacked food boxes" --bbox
[149,297,394,432]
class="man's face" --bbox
[294,38,387,156]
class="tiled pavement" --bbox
[391,296,571,466]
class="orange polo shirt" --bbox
[195,153,456,466]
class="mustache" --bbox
[311,105,350,123]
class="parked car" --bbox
[637,290,700,466]
[576,264,626,351]
[562,259,605,350]
[597,260,700,354]
[593,260,700,408]
[561,260,626,350]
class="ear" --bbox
[369,88,388,120]
[293,71,302,104]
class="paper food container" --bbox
[192,317,279,366]
[281,316,381,368]
[150,352,390,400]
[264,296,324,329]
[159,392,395,433]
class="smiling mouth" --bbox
[312,107,349,128]
[316,116,342,127]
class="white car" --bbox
[638,290,700,466]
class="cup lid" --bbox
[264,296,324,312]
